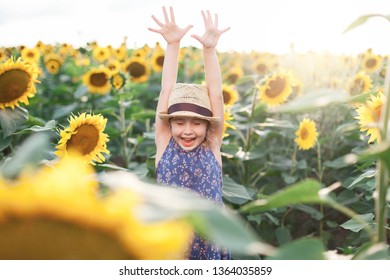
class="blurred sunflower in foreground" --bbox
[0,154,192,259]
[294,118,319,150]
[355,90,384,143]
[0,57,40,109]
[55,113,110,165]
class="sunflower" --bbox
[223,106,236,138]
[348,71,372,95]
[151,43,165,72]
[223,65,243,84]
[106,59,121,74]
[112,42,128,61]
[132,48,148,58]
[361,51,382,73]
[111,72,126,90]
[82,66,112,94]
[295,118,319,150]
[59,43,74,56]
[355,90,384,143]
[44,53,64,75]
[55,113,110,165]
[92,46,111,62]
[222,84,239,106]
[0,154,191,259]
[123,56,149,83]
[0,48,8,62]
[21,47,40,64]
[258,72,293,106]
[0,57,40,109]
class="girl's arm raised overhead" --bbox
[191,11,230,146]
[148,6,192,154]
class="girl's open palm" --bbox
[148,6,193,44]
[191,10,230,49]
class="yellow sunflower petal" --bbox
[294,118,319,150]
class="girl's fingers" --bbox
[148,27,162,34]
[214,13,218,28]
[151,15,163,27]
[162,6,169,23]
[190,34,202,43]
[201,10,207,25]
[206,10,212,25]
[220,26,231,34]
[183,25,194,34]
[169,6,175,23]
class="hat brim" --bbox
[158,111,220,123]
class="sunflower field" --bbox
[1,14,390,260]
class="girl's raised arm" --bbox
[148,6,192,162]
[191,11,230,146]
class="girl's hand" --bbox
[148,6,193,44]
[191,10,230,49]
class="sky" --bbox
[0,0,390,55]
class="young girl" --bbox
[149,6,230,260]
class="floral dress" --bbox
[156,137,231,260]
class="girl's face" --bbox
[170,117,208,151]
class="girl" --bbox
[149,6,230,260]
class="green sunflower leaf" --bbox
[266,238,326,260]
[269,88,349,113]
[240,179,323,213]
[0,107,29,138]
[343,14,390,33]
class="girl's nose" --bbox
[183,122,193,134]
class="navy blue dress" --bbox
[156,137,231,260]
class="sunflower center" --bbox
[0,69,30,103]
[0,216,134,259]
[67,124,99,155]
[265,77,286,98]
[351,78,364,94]
[46,60,61,74]
[256,63,268,75]
[227,73,239,84]
[156,55,165,67]
[127,62,146,78]
[90,73,108,87]
[222,90,231,104]
[300,128,308,140]
[366,58,377,69]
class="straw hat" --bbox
[158,83,220,123]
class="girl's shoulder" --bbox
[155,133,172,167]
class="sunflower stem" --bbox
[375,57,390,243]
[316,142,325,239]
[290,144,298,175]
[244,86,259,185]
[119,98,129,168]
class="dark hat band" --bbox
[167,103,213,117]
